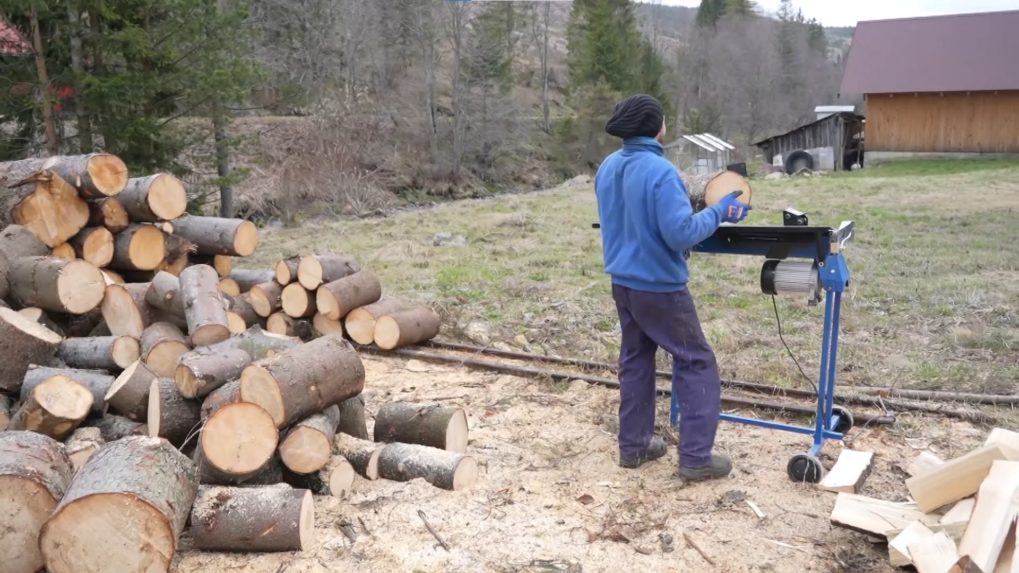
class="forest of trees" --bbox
[0,0,848,218]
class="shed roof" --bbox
[752,112,863,148]
[665,133,733,152]
[840,10,1019,95]
[0,15,32,56]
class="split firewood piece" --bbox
[344,297,408,345]
[18,306,65,336]
[907,450,945,477]
[145,270,185,318]
[175,326,300,399]
[337,395,369,439]
[315,269,381,321]
[118,173,187,222]
[189,484,314,552]
[22,365,114,415]
[956,460,1019,572]
[88,197,130,234]
[9,256,105,314]
[49,242,76,259]
[335,434,383,480]
[250,281,284,317]
[9,153,127,198]
[157,234,193,276]
[939,497,976,541]
[0,431,73,573]
[830,492,941,537]
[200,380,241,418]
[819,449,874,493]
[889,521,935,567]
[218,277,240,296]
[374,402,469,453]
[64,427,104,472]
[39,436,199,573]
[0,307,62,392]
[377,442,478,491]
[68,226,114,267]
[57,335,140,370]
[0,223,49,299]
[280,406,340,474]
[180,264,230,346]
[907,531,959,573]
[297,252,360,290]
[0,165,89,247]
[140,321,190,377]
[85,413,148,441]
[231,268,274,292]
[147,377,201,447]
[109,224,165,271]
[194,402,279,484]
[905,444,1018,512]
[987,428,1019,451]
[274,255,301,284]
[9,375,93,439]
[267,312,313,339]
[281,282,316,318]
[0,394,10,431]
[239,334,365,427]
[313,313,343,336]
[171,216,258,256]
[373,306,441,350]
[105,359,159,421]
[284,456,355,498]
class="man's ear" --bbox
[656,119,667,142]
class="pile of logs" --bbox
[829,428,1019,572]
[0,154,457,572]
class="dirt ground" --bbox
[175,353,992,573]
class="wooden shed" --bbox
[840,10,1019,161]
[752,112,864,173]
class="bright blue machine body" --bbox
[668,221,855,481]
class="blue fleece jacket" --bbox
[595,137,725,292]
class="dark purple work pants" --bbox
[612,284,721,468]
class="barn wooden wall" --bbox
[866,91,1019,152]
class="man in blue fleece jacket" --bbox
[595,94,749,481]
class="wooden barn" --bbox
[752,111,864,173]
[840,10,1019,162]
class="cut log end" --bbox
[298,490,315,549]
[191,323,231,347]
[72,227,114,267]
[374,307,440,350]
[10,375,94,439]
[280,427,332,475]
[447,409,469,453]
[452,456,479,491]
[201,402,278,477]
[111,336,141,368]
[239,364,285,426]
[233,221,258,257]
[219,277,240,297]
[85,154,129,197]
[146,174,187,221]
[344,307,376,345]
[125,225,166,271]
[281,283,315,318]
[226,311,247,334]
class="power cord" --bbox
[771,295,819,396]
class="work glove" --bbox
[717,190,751,224]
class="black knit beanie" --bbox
[605,94,664,139]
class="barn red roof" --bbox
[0,14,32,56]
[840,10,1019,95]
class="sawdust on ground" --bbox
[175,354,988,573]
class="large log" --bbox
[109,224,165,271]
[297,252,360,290]
[0,431,74,573]
[171,216,257,256]
[9,256,105,314]
[250,281,283,317]
[39,436,199,573]
[956,460,1019,573]
[118,173,187,222]
[68,226,114,267]
[200,380,240,419]
[230,268,274,292]
[239,334,365,427]
[373,306,441,350]
[281,282,316,318]
[57,335,140,370]
[344,297,408,345]
[315,269,381,320]
[179,264,230,346]
[105,359,159,421]
[377,442,478,491]
[0,164,90,247]
[140,321,190,377]
[0,223,50,299]
[174,326,300,398]
[194,402,279,484]
[22,365,114,415]
[147,377,201,447]
[64,426,104,472]
[189,484,314,552]
[283,456,355,498]
[279,405,340,474]
[9,374,93,439]
[88,197,129,234]
[10,153,127,198]
[0,306,62,391]
[373,402,469,453]
[274,255,300,285]
[335,434,383,480]
[86,413,147,441]
[337,395,369,439]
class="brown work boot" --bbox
[619,436,667,469]
[678,454,733,482]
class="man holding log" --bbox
[594,94,749,481]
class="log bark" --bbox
[175,326,300,399]
[279,405,340,474]
[283,456,355,498]
[118,173,187,222]
[0,223,49,299]
[0,306,62,391]
[344,297,409,345]
[9,154,128,199]
[180,264,230,346]
[39,436,199,573]
[337,395,369,439]
[145,270,185,318]
[9,374,94,439]
[267,311,313,339]
[9,256,105,314]
[105,359,159,421]
[373,402,468,453]
[0,167,89,247]
[85,413,147,441]
[157,233,192,276]
[200,380,241,419]
[316,269,381,321]
[373,306,441,350]
[57,335,140,370]
[68,226,114,267]
[239,334,365,427]
[335,434,383,480]
[313,313,343,336]
[171,216,258,256]
[281,282,316,318]
[109,224,165,271]
[0,431,74,573]
[147,377,201,447]
[140,321,190,377]
[297,252,360,290]
[226,292,261,328]
[23,365,114,415]
[250,281,283,317]
[188,484,314,551]
[0,394,9,431]
[231,268,274,291]
[274,255,300,284]
[194,402,278,484]
[88,197,129,234]
[59,306,103,337]
[377,442,478,491]
[65,426,104,472]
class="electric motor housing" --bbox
[761,259,820,302]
